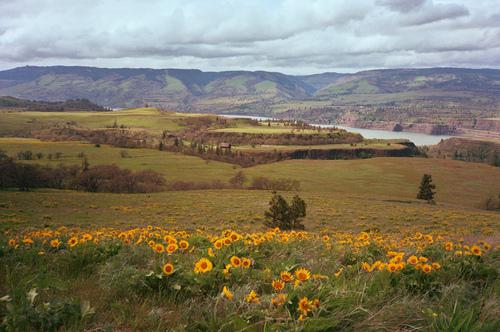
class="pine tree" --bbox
[264,192,306,230]
[417,174,436,204]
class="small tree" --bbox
[417,174,436,204]
[265,192,306,230]
[0,149,8,161]
[81,157,90,172]
[229,171,247,188]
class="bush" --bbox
[120,150,130,158]
[250,176,300,191]
[0,149,8,161]
[264,192,306,230]
[0,159,165,193]
[481,194,500,211]
[17,150,34,160]
[229,171,246,188]
[76,165,165,193]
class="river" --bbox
[219,114,451,146]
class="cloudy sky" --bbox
[0,0,499,74]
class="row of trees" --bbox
[0,153,165,193]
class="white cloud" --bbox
[0,0,498,74]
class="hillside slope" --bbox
[1,66,499,129]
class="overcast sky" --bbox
[0,0,499,74]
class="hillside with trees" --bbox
[1,66,499,136]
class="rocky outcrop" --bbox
[194,131,364,146]
[474,118,500,133]
[288,142,420,160]
[338,119,457,135]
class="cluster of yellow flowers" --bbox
[3,225,497,323]
[362,252,442,274]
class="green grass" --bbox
[254,80,278,93]
[212,122,323,134]
[233,142,407,152]
[1,138,499,210]
[0,138,236,182]
[0,108,188,134]
[245,158,500,208]
[1,189,498,234]
[164,74,187,94]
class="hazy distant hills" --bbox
[0,65,499,125]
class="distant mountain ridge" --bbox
[0,65,499,128]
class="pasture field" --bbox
[1,189,499,234]
[1,137,499,208]
[0,109,499,331]
[0,108,199,135]
[0,138,236,182]
[233,141,407,152]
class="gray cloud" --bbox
[377,0,427,13]
[0,0,498,74]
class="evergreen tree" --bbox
[159,141,164,151]
[265,192,306,230]
[417,174,436,204]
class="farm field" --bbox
[0,108,202,135]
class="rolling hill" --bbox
[1,66,499,130]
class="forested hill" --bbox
[0,96,109,112]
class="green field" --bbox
[1,137,499,209]
[0,138,235,182]
[233,142,407,152]
[1,109,500,331]
[1,189,499,234]
[0,108,193,135]
[212,120,323,134]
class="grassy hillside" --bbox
[2,137,499,209]
[0,108,191,135]
[0,138,235,182]
[0,105,499,331]
[1,66,499,128]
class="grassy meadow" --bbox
[0,108,499,331]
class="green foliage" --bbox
[264,192,306,230]
[0,288,93,332]
[417,173,436,203]
[229,171,246,188]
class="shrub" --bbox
[481,194,500,211]
[119,150,130,158]
[229,171,247,188]
[0,149,8,161]
[250,176,300,191]
[264,192,306,230]
[76,165,165,193]
[17,150,34,160]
